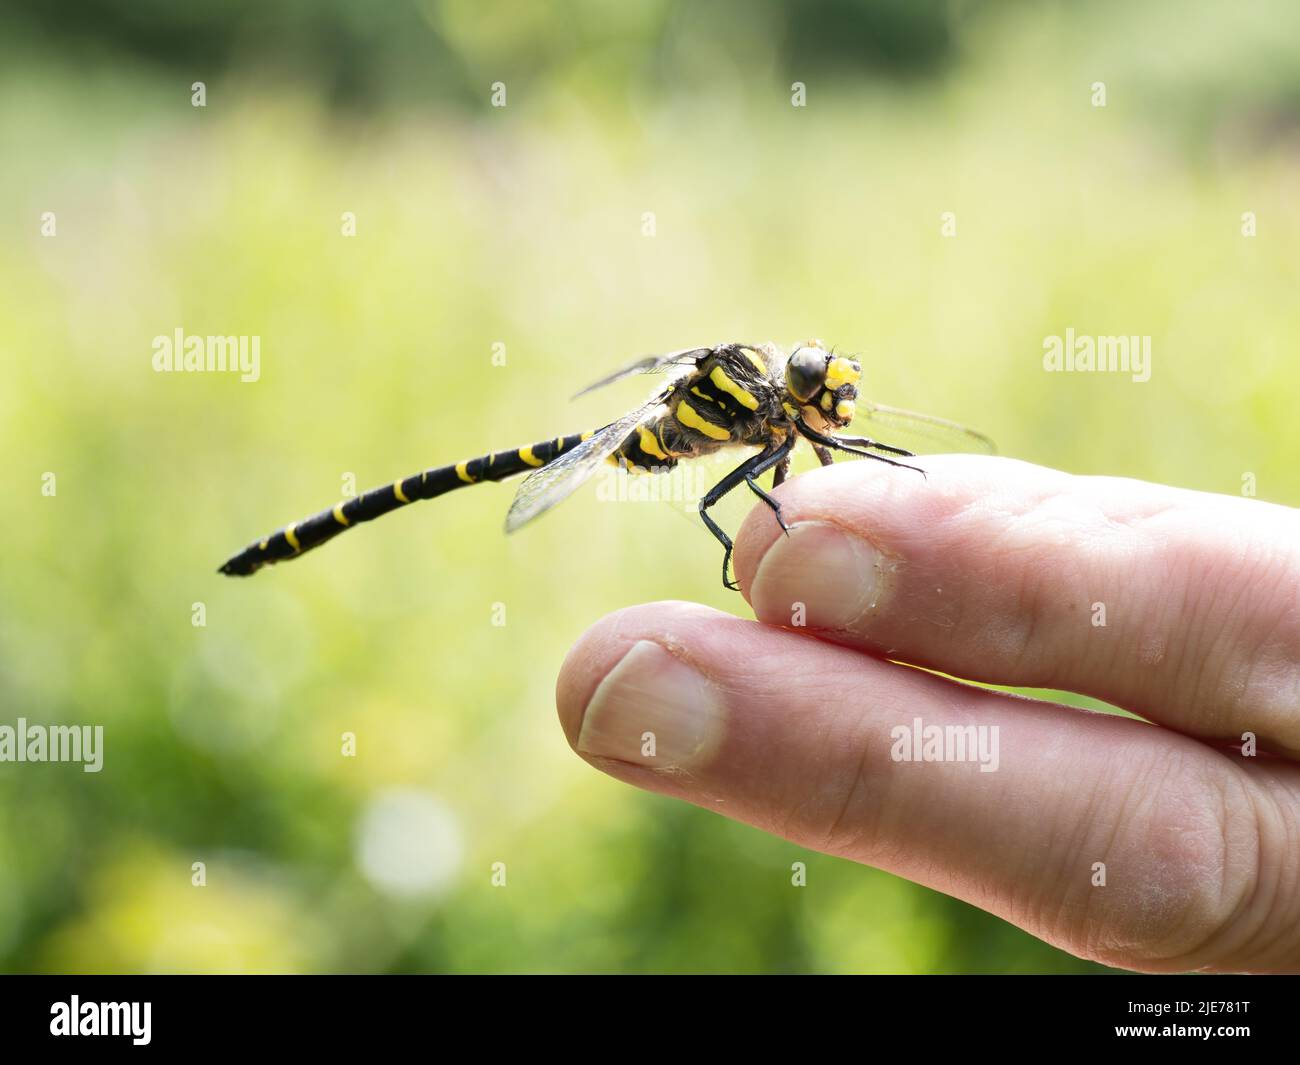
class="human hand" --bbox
[556,456,1300,973]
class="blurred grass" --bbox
[1,0,1298,972]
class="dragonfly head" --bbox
[784,342,861,429]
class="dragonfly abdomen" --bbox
[218,430,592,576]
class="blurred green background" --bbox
[2,0,1298,973]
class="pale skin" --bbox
[555,456,1300,973]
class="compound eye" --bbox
[785,346,827,402]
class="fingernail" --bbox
[577,640,725,768]
[750,521,885,629]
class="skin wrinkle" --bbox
[993,491,1175,696]
[1208,772,1271,971]
[1089,494,1186,535]
[1002,540,1059,682]
[1159,520,1300,741]
[1051,764,1109,913]
[1260,781,1300,968]
[776,702,841,842]
[1167,764,1264,971]
[1148,766,1238,965]
[1193,605,1247,740]
[1075,749,1150,963]
[817,707,880,857]
[1102,783,1189,962]
[1203,766,1300,971]
[899,486,1112,681]
[1185,538,1253,712]
[974,748,1079,934]
[786,663,895,857]
[755,634,894,838]
[877,689,1002,899]
[941,514,1008,642]
[1089,751,1252,970]
[936,497,1092,689]
[1185,538,1280,741]
[1230,562,1300,752]
[1119,546,1193,724]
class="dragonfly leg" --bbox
[796,420,926,478]
[699,437,796,589]
[829,433,914,458]
[812,443,835,467]
[771,454,791,488]
[745,475,789,535]
[763,453,793,527]
[697,509,739,590]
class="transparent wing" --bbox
[848,400,996,456]
[504,395,668,532]
[571,347,712,399]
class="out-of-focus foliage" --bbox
[0,0,1297,973]
[4,0,984,109]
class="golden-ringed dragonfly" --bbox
[219,340,994,589]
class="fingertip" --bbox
[555,622,613,750]
[733,461,905,621]
[554,600,727,751]
[732,454,1037,616]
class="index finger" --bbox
[732,456,1300,756]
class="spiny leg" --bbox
[812,443,835,467]
[697,508,739,591]
[829,433,914,458]
[796,420,926,477]
[698,438,795,590]
[758,455,793,531]
[771,454,791,488]
[744,471,790,534]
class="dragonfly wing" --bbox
[504,396,667,532]
[571,347,712,399]
[848,400,996,456]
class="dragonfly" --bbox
[218,340,994,588]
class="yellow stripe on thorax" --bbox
[739,347,768,375]
[709,366,759,410]
[676,399,730,441]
